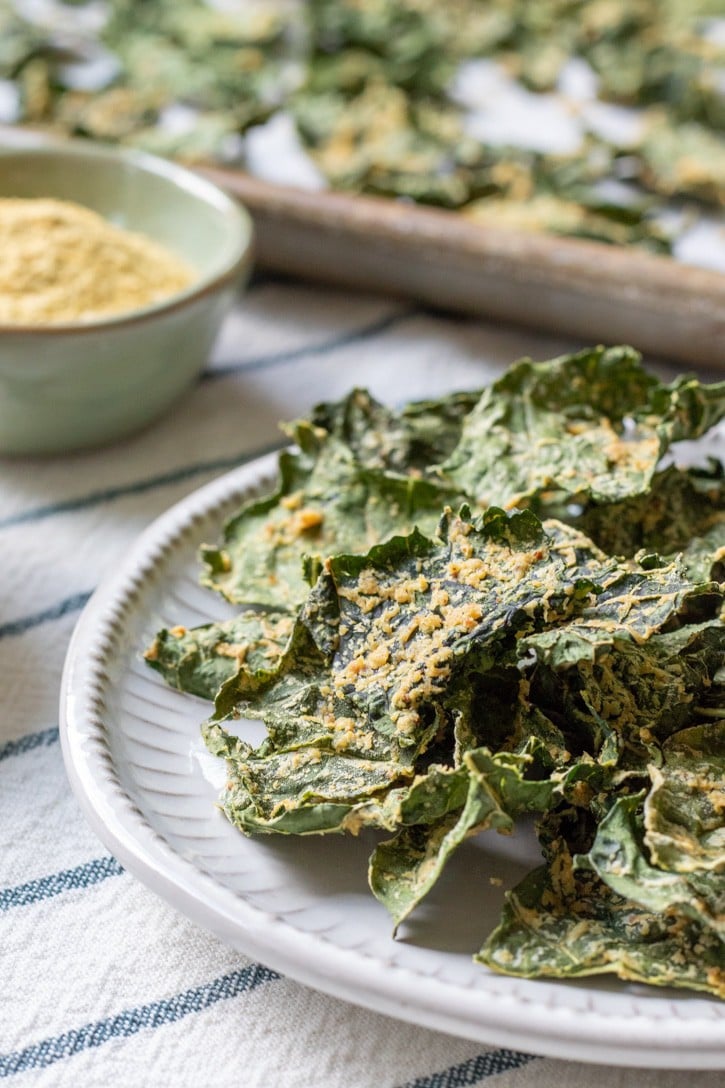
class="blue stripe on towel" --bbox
[0,857,124,912]
[0,965,280,1078]
[398,1049,539,1088]
[0,441,282,531]
[0,726,59,763]
[0,591,92,640]
[204,306,417,380]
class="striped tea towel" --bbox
[1,276,720,1088]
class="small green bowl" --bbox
[0,140,253,454]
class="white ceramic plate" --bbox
[60,455,725,1069]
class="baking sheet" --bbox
[200,165,725,370]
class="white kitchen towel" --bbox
[1,276,721,1088]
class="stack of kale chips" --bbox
[3,1,724,253]
[146,346,725,997]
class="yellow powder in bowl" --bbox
[0,197,196,325]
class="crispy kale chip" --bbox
[571,462,725,580]
[199,390,467,609]
[576,789,725,943]
[145,349,725,999]
[645,722,725,875]
[440,345,725,508]
[143,611,293,701]
[479,846,725,999]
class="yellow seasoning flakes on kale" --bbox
[146,346,725,1000]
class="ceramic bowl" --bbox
[0,141,253,455]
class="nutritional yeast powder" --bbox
[0,198,195,325]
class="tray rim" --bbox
[198,167,725,371]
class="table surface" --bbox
[1,276,722,1088]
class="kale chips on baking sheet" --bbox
[3,0,724,263]
[145,346,725,999]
